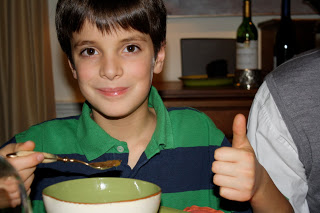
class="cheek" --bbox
[75,63,96,81]
[128,59,154,80]
[77,70,92,80]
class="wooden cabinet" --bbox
[153,82,257,140]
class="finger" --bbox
[7,152,44,171]
[15,141,36,152]
[0,141,36,157]
[212,161,238,177]
[7,189,20,201]
[0,177,21,208]
[219,187,252,202]
[23,173,35,192]
[10,197,21,208]
[3,177,20,193]
[16,166,36,187]
[213,174,238,189]
[0,189,16,209]
[6,153,43,191]
[232,114,249,149]
[214,147,245,162]
[27,188,31,196]
[0,144,16,157]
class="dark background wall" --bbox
[164,0,317,16]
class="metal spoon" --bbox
[6,151,121,170]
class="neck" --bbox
[243,0,252,20]
[92,99,156,146]
[281,0,291,19]
[92,98,157,168]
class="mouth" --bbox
[97,87,128,97]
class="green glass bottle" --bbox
[236,0,258,70]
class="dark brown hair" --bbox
[55,0,167,65]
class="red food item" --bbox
[183,205,224,213]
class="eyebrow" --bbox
[120,35,148,43]
[73,40,97,49]
[73,34,148,49]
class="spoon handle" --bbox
[7,151,58,163]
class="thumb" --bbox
[14,141,36,152]
[0,141,35,158]
[232,114,250,149]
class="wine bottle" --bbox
[236,0,258,70]
[274,0,296,67]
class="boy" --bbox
[0,0,292,212]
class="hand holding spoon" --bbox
[0,156,32,212]
[7,151,121,170]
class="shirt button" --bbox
[117,146,124,153]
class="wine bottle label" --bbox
[236,40,258,70]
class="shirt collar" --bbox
[145,86,174,158]
[76,86,174,161]
[76,102,118,161]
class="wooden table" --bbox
[153,81,258,141]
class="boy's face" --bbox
[69,21,165,119]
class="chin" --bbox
[97,108,132,120]
[104,112,129,120]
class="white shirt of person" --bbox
[247,81,309,213]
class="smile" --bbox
[97,87,128,97]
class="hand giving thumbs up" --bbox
[211,114,263,202]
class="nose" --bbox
[99,56,123,80]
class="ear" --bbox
[68,59,78,79]
[153,44,166,74]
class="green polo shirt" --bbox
[8,86,250,213]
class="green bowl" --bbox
[179,75,234,87]
[42,177,161,213]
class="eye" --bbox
[81,48,98,56]
[124,45,140,53]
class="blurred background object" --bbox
[304,0,320,14]
[236,0,258,71]
[206,59,228,78]
[258,0,320,78]
[180,39,235,77]
[273,0,296,68]
[0,0,56,145]
[235,0,259,89]
[0,156,32,213]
